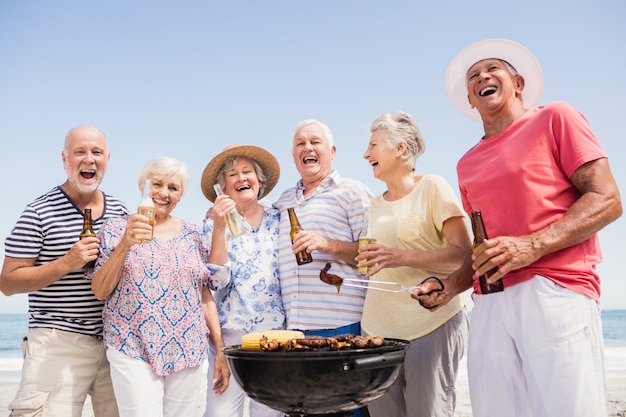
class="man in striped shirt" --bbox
[274,119,373,417]
[274,119,373,335]
[0,125,128,417]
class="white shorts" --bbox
[468,275,606,417]
[106,347,202,417]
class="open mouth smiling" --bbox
[479,86,497,97]
[80,170,96,179]
[303,156,317,165]
[235,184,251,192]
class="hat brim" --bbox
[445,39,544,122]
[201,145,280,203]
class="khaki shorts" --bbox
[9,328,119,417]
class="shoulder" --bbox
[180,218,201,232]
[102,192,129,215]
[420,173,449,186]
[29,187,68,209]
[532,101,581,120]
[419,174,455,191]
[331,171,373,196]
[102,214,129,229]
[273,185,298,210]
[263,203,280,217]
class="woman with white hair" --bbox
[89,156,229,417]
[358,111,471,417]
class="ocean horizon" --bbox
[1,310,625,383]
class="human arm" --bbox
[472,158,622,284]
[202,286,230,394]
[207,196,230,266]
[291,230,359,266]
[356,215,472,276]
[0,236,99,296]
[411,252,475,310]
[90,214,150,300]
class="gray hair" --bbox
[501,59,519,76]
[294,119,335,149]
[138,156,190,197]
[215,157,267,200]
[369,111,425,171]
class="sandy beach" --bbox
[1,350,625,417]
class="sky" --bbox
[0,1,624,314]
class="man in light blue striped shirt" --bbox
[274,119,373,335]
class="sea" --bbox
[0,311,625,382]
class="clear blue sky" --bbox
[1,1,624,313]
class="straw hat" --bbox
[445,38,544,122]
[201,144,280,202]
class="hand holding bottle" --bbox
[213,184,246,238]
[287,207,313,265]
[471,210,503,294]
[79,208,98,268]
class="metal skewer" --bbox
[340,278,418,294]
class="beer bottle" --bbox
[80,208,97,269]
[287,207,313,265]
[471,210,504,294]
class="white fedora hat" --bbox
[445,38,544,121]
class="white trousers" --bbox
[468,275,606,417]
[203,329,283,417]
[106,348,203,417]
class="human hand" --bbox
[204,206,214,222]
[211,195,237,228]
[472,235,538,284]
[125,214,153,245]
[291,230,324,256]
[71,237,99,270]
[410,276,446,311]
[212,351,231,394]
[355,242,401,276]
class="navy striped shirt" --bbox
[4,186,128,335]
[274,170,373,330]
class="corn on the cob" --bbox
[241,330,305,350]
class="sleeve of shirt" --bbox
[345,180,374,241]
[4,205,45,259]
[427,175,467,231]
[551,102,607,178]
[201,220,232,290]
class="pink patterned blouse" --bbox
[90,216,221,376]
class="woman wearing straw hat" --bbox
[200,145,284,417]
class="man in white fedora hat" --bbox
[415,39,622,417]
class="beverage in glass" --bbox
[357,236,376,275]
[136,178,155,242]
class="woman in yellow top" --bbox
[357,111,471,417]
